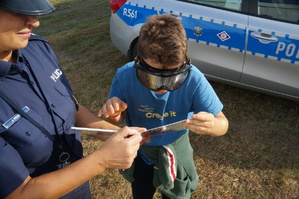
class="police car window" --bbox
[258,0,299,23]
[188,0,242,11]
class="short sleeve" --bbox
[190,68,223,116]
[0,137,29,198]
[108,68,125,101]
[108,73,121,99]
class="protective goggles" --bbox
[134,57,192,91]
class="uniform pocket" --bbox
[3,108,47,146]
[1,108,54,165]
[53,81,76,122]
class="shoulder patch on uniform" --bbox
[29,33,49,43]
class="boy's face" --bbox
[135,58,191,94]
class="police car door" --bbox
[158,0,247,82]
[241,0,299,99]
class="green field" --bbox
[35,0,299,198]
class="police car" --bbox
[109,0,299,101]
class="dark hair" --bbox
[138,14,188,69]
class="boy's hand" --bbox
[184,112,215,135]
[98,97,127,118]
[183,111,228,136]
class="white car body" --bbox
[110,0,299,101]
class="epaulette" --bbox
[28,33,49,43]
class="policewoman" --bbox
[0,0,146,198]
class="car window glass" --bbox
[187,0,242,11]
[258,0,299,23]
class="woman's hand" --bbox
[96,126,143,169]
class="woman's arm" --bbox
[6,127,142,199]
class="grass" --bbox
[36,0,299,198]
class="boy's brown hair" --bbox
[138,14,188,69]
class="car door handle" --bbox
[250,32,278,44]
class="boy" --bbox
[99,14,228,199]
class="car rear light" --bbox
[110,0,127,13]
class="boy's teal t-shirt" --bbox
[109,61,223,146]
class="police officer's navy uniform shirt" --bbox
[0,34,83,198]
